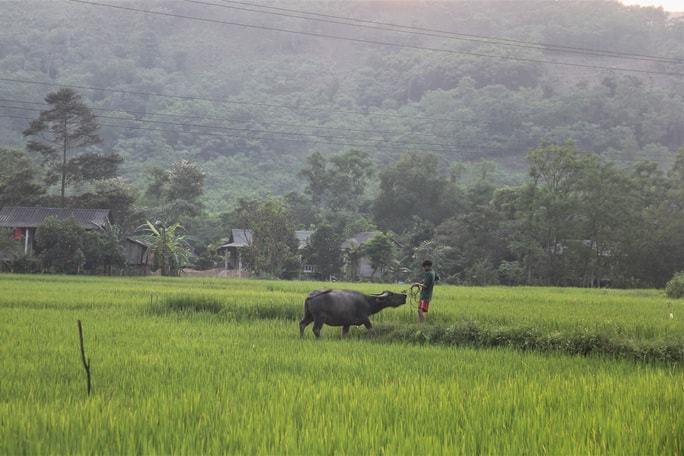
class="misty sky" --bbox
[619,0,683,11]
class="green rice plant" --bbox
[1,275,684,454]
[1,311,682,454]
[151,294,225,314]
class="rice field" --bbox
[0,274,682,454]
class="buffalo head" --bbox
[369,290,407,308]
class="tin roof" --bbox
[217,228,253,249]
[0,206,112,229]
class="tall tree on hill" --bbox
[143,160,206,222]
[298,149,375,213]
[373,151,463,234]
[23,88,103,207]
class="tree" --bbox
[298,151,328,210]
[304,224,343,280]
[373,151,462,233]
[433,204,508,282]
[490,184,546,285]
[166,159,206,204]
[35,216,86,274]
[135,220,192,276]
[411,240,461,284]
[361,233,396,280]
[575,160,641,287]
[632,160,669,208]
[284,192,320,228]
[142,160,206,221]
[526,143,589,285]
[143,167,168,206]
[326,149,375,212]
[234,197,299,278]
[68,152,123,183]
[82,225,127,275]
[0,147,45,207]
[625,149,684,287]
[75,177,139,228]
[298,149,375,213]
[23,88,104,207]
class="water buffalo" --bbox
[299,289,407,339]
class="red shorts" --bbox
[419,300,430,312]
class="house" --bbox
[124,237,149,273]
[217,229,315,276]
[217,229,252,276]
[295,230,315,274]
[0,206,112,256]
[215,229,400,280]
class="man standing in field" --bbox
[413,259,436,324]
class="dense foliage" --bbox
[666,271,684,298]
[1,1,683,209]
[2,1,684,286]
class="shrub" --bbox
[665,272,684,298]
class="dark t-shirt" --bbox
[421,269,436,301]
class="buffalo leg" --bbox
[341,325,350,338]
[312,319,324,339]
[299,314,313,338]
[362,320,376,336]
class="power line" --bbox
[3,93,522,154]
[201,0,684,65]
[1,76,557,136]
[65,0,684,77]
[0,102,478,150]
[2,80,681,164]
[2,111,675,165]
[4,79,679,153]
[0,96,498,138]
[3,3,678,142]
[0,75,481,124]
[0,111,512,158]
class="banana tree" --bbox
[135,220,192,276]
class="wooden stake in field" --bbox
[77,320,92,396]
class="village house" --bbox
[0,206,112,256]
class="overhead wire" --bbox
[205,0,684,65]
[0,104,514,157]
[2,109,672,165]
[64,0,684,77]
[0,92,530,137]
[1,1,681,165]
[0,75,508,126]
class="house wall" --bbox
[125,241,146,265]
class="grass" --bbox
[0,274,682,454]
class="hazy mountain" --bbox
[1,0,682,212]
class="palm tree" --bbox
[135,220,191,276]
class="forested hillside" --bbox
[1,0,683,212]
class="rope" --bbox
[401,284,421,318]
